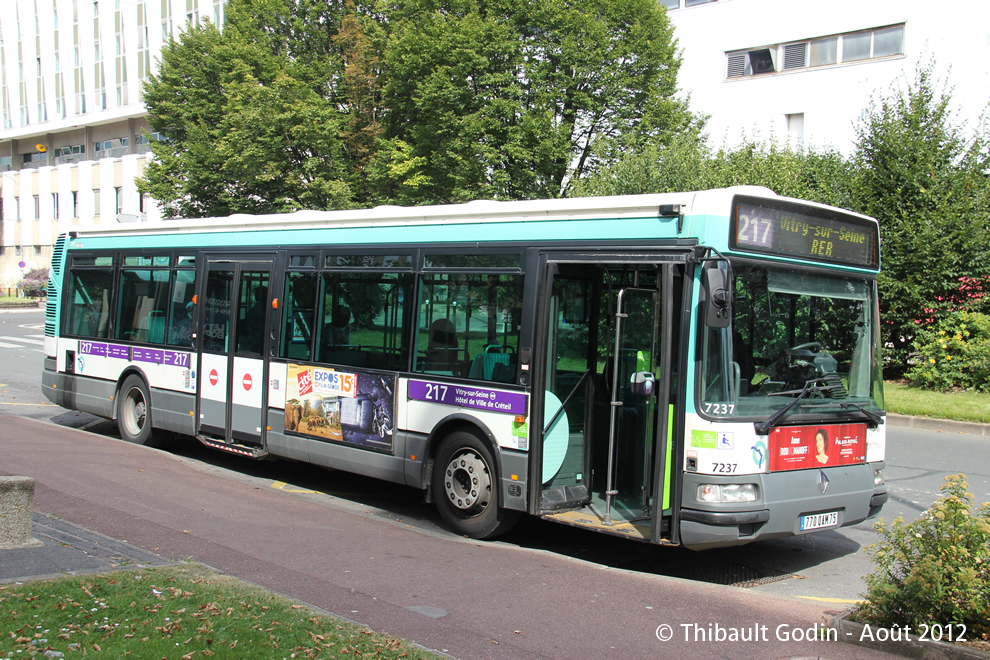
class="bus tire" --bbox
[433,430,519,539]
[117,375,164,448]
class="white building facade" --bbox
[3,0,989,285]
[665,0,990,153]
[0,0,224,285]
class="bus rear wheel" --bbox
[433,430,519,539]
[117,375,165,448]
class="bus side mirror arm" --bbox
[703,266,732,329]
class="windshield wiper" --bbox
[754,375,844,435]
[840,401,885,428]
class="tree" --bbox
[573,132,855,210]
[380,0,697,202]
[852,61,990,375]
[139,0,360,217]
[139,0,697,214]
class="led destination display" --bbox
[731,196,879,269]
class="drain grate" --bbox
[657,561,795,588]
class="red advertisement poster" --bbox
[769,423,867,472]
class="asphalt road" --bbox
[2,308,988,657]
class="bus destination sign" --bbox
[731,196,879,269]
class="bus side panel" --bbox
[264,409,408,483]
[46,338,197,427]
[42,359,116,419]
[151,389,197,436]
[398,377,530,512]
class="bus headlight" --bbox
[874,469,884,487]
[697,484,760,503]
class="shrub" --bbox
[19,268,49,298]
[905,311,990,392]
[856,474,990,640]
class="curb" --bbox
[0,301,43,310]
[832,611,990,660]
[887,413,990,437]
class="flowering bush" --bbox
[856,475,990,640]
[19,268,49,298]
[905,311,990,392]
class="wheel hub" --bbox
[444,450,491,512]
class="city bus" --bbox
[41,186,887,549]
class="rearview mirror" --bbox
[703,263,732,328]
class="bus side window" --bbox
[316,271,411,371]
[413,273,522,381]
[66,269,113,338]
[115,269,170,344]
[167,270,196,347]
[280,271,318,361]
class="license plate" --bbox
[800,511,838,531]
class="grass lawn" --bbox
[884,381,990,424]
[1,564,436,659]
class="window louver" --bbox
[783,43,807,70]
[726,53,747,78]
[44,234,68,337]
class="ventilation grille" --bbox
[783,43,807,70]
[44,234,68,337]
[726,53,747,78]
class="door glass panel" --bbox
[235,271,270,357]
[204,269,233,352]
[542,271,595,492]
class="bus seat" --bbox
[147,311,166,344]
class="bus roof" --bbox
[66,186,785,239]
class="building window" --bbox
[810,37,838,67]
[55,144,86,158]
[94,138,128,156]
[842,31,872,62]
[726,24,904,80]
[787,113,805,149]
[72,191,79,218]
[34,195,40,219]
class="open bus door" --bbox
[195,254,276,456]
[536,254,681,543]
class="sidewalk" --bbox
[1,512,176,584]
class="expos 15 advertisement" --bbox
[284,364,395,453]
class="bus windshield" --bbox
[700,263,883,420]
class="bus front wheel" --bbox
[117,375,164,448]
[433,430,519,539]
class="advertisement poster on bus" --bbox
[768,423,867,472]
[284,364,395,453]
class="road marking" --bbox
[798,596,863,604]
[271,480,319,494]
[0,402,58,406]
[0,336,44,345]
[0,342,21,349]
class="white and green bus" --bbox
[42,187,887,549]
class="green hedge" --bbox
[906,312,990,392]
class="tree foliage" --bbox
[852,62,990,375]
[857,474,990,640]
[576,60,990,381]
[139,0,695,214]
[572,132,855,210]
[20,268,49,298]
